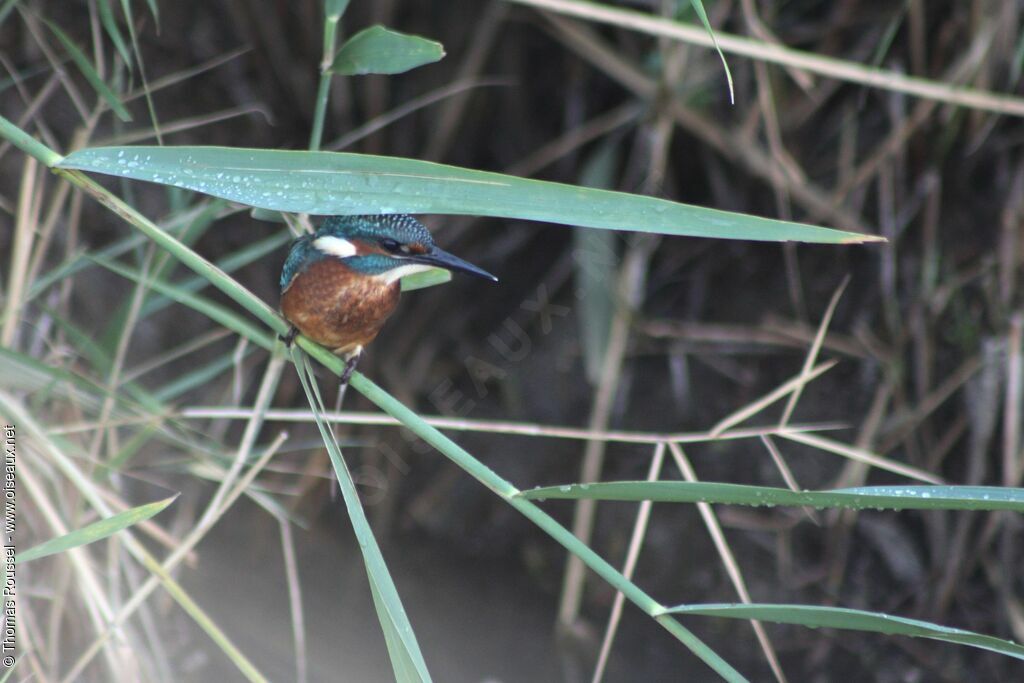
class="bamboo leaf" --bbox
[46,20,132,121]
[57,146,881,244]
[331,25,444,76]
[520,481,1024,512]
[664,604,1024,662]
[19,495,177,563]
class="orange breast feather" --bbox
[281,258,400,356]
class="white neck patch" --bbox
[376,263,434,284]
[314,235,357,258]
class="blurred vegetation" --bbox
[4,1,1024,682]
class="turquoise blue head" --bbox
[280,214,497,291]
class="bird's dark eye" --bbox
[380,238,401,252]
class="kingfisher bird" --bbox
[280,214,497,383]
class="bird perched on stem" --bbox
[280,214,497,384]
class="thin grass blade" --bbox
[89,254,276,350]
[141,230,290,319]
[19,495,178,563]
[0,0,18,27]
[291,351,432,682]
[154,349,258,402]
[45,20,132,121]
[687,0,734,103]
[98,0,132,66]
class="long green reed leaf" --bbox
[56,145,880,243]
[664,604,1024,662]
[520,481,1024,512]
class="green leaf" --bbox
[0,0,19,27]
[250,207,286,222]
[325,0,351,21]
[57,146,881,244]
[331,25,444,76]
[46,20,132,121]
[19,495,177,563]
[98,0,132,66]
[665,604,1024,662]
[40,302,114,375]
[574,140,620,383]
[519,481,1024,512]
[103,422,159,474]
[143,0,159,26]
[687,0,734,103]
[400,267,451,292]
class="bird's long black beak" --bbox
[413,247,498,282]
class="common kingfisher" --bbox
[280,214,497,382]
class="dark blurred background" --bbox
[5,1,1024,681]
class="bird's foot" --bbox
[340,353,360,386]
[279,325,299,348]
[334,353,361,408]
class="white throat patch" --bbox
[314,235,357,258]
[377,263,434,284]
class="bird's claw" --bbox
[280,326,299,348]
[340,354,359,386]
